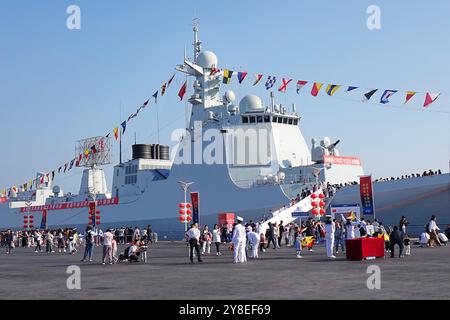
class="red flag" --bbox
[114,127,119,140]
[404,91,416,104]
[423,92,440,108]
[178,80,187,101]
[278,78,292,92]
[311,82,323,97]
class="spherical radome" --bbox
[196,51,218,69]
[224,90,236,103]
[239,94,263,113]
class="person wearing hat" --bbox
[232,217,247,263]
[246,226,260,259]
[324,215,336,259]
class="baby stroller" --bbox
[438,233,448,246]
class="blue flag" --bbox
[121,121,127,134]
[152,91,158,103]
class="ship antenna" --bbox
[193,18,201,61]
[270,91,275,113]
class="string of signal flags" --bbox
[218,67,444,110]
[0,73,188,197]
[1,65,447,197]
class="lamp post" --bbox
[178,181,194,232]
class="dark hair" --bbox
[393,226,399,230]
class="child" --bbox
[294,227,304,259]
[403,234,411,256]
[139,241,148,263]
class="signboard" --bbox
[323,155,362,166]
[359,175,375,216]
[20,197,119,213]
[292,211,310,218]
[190,192,200,224]
[330,204,361,220]
[40,210,48,230]
[0,197,7,203]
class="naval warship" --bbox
[1,26,449,237]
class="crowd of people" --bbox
[0,225,157,264]
[2,214,448,264]
[184,214,449,263]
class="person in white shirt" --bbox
[133,227,141,243]
[232,217,247,263]
[342,215,359,239]
[428,215,442,247]
[102,229,114,265]
[324,216,336,258]
[246,227,260,259]
[187,223,203,263]
[212,224,222,256]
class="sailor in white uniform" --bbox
[324,215,336,258]
[342,214,359,239]
[246,226,260,259]
[232,217,247,263]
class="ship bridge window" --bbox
[257,116,263,123]
[125,175,137,184]
[264,115,270,122]
[283,117,288,124]
[242,116,249,123]
[293,119,298,125]
[288,118,293,125]
[272,116,278,123]
[277,117,283,123]
[249,116,256,123]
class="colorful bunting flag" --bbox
[114,127,119,140]
[278,78,292,93]
[178,80,187,101]
[423,92,440,108]
[91,145,97,154]
[265,76,277,90]
[121,121,127,134]
[222,69,233,84]
[143,99,149,107]
[210,68,220,76]
[380,89,398,104]
[253,74,263,86]
[296,80,308,93]
[69,159,75,170]
[325,84,341,96]
[64,163,68,173]
[347,86,358,92]
[237,72,248,84]
[362,89,378,102]
[404,91,416,104]
[311,82,323,97]
[161,83,167,96]
[168,74,176,86]
[152,91,158,104]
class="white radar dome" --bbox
[196,51,218,69]
[224,90,236,103]
[239,95,263,113]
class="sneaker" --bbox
[102,262,106,265]
[296,255,303,259]
[329,255,336,259]
[198,260,203,263]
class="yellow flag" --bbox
[325,84,341,96]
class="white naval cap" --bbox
[237,216,244,222]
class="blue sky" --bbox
[0,0,449,192]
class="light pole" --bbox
[178,181,194,232]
